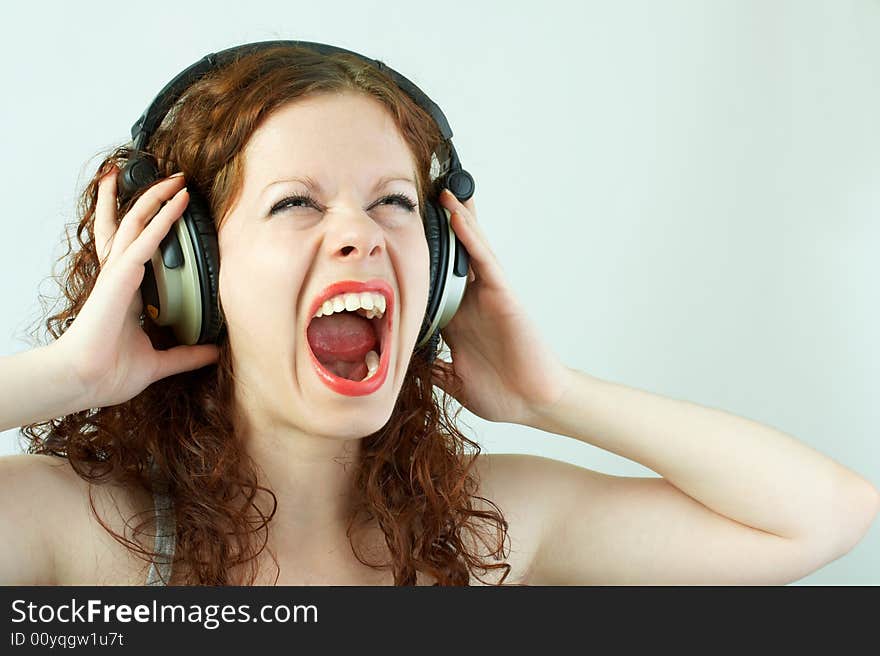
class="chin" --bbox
[316,408,395,440]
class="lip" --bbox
[304,278,395,397]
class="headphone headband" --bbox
[130,40,453,149]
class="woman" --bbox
[0,43,877,586]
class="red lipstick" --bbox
[304,278,394,397]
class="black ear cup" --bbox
[419,198,445,362]
[180,187,223,344]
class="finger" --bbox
[440,188,489,241]
[94,166,120,267]
[154,343,221,378]
[123,187,190,268]
[440,187,478,218]
[439,191,506,288]
[461,196,478,221]
[112,174,187,258]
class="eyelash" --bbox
[270,192,418,215]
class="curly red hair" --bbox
[19,44,511,585]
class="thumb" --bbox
[157,344,221,378]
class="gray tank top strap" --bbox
[145,460,176,586]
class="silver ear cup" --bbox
[139,186,223,346]
[142,218,204,346]
[415,205,469,351]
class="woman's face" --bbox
[216,91,430,440]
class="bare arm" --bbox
[522,368,879,584]
[0,342,92,432]
[1,171,217,436]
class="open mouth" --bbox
[303,280,394,396]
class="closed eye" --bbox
[270,192,418,215]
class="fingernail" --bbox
[170,171,185,178]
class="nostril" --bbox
[340,246,355,256]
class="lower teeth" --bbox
[360,350,380,382]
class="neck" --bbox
[242,424,362,523]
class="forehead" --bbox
[241,92,417,187]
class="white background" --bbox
[0,0,877,584]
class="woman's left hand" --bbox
[431,188,572,426]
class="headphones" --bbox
[117,40,474,364]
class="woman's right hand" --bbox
[56,167,221,408]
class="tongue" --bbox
[307,312,377,381]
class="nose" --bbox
[323,206,385,263]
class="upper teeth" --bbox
[312,291,387,320]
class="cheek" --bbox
[398,234,431,347]
[217,241,307,328]
[218,260,268,339]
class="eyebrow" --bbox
[261,174,416,196]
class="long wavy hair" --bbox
[19,44,511,585]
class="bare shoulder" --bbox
[467,452,587,585]
[472,452,588,507]
[0,453,154,585]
